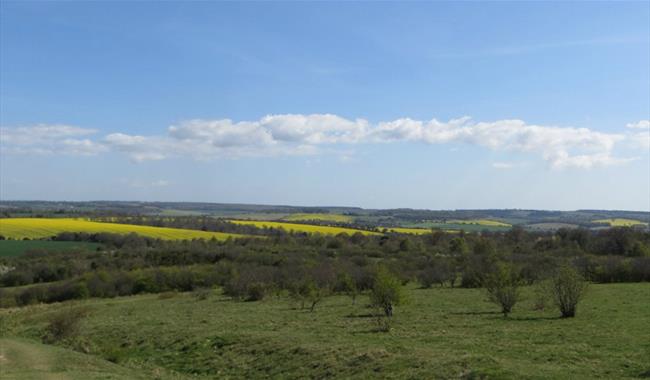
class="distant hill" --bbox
[1,201,648,231]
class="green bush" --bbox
[369,267,404,331]
[552,266,588,318]
[483,263,522,317]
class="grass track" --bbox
[0,218,247,241]
[0,338,151,379]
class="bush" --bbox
[16,286,47,306]
[43,307,90,343]
[551,266,588,318]
[483,263,522,317]
[335,273,359,305]
[192,287,213,300]
[369,267,404,331]
[417,259,454,288]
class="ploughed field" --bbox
[1,283,648,379]
[0,218,247,241]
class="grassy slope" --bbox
[229,220,380,236]
[2,283,649,379]
[0,218,247,241]
[0,241,102,258]
[0,337,153,380]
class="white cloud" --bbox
[623,120,650,150]
[1,116,646,169]
[626,120,650,129]
[0,124,105,155]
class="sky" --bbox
[1,1,649,211]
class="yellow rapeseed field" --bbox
[0,218,247,240]
[229,220,380,235]
[593,218,648,227]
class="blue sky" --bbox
[1,2,649,210]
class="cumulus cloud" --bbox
[1,115,647,169]
[626,120,650,129]
[624,120,650,150]
[0,124,106,155]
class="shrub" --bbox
[16,286,47,306]
[369,267,404,331]
[335,273,359,305]
[192,287,213,301]
[43,307,90,343]
[417,259,454,288]
[157,291,178,299]
[246,282,269,301]
[551,266,588,318]
[483,263,522,317]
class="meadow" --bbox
[0,241,103,257]
[282,213,354,223]
[382,227,441,235]
[0,218,247,241]
[1,283,648,379]
[228,220,380,235]
[404,220,512,232]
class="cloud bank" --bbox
[1,116,648,169]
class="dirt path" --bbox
[0,338,70,380]
[0,337,158,380]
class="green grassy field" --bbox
[447,219,512,227]
[0,218,248,241]
[381,227,438,235]
[229,220,380,236]
[593,218,648,227]
[0,241,103,257]
[404,221,512,232]
[1,283,648,379]
[282,213,354,223]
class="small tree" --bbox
[369,267,404,331]
[551,266,588,318]
[336,273,359,305]
[290,280,328,312]
[483,262,521,317]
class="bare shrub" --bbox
[44,307,90,343]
